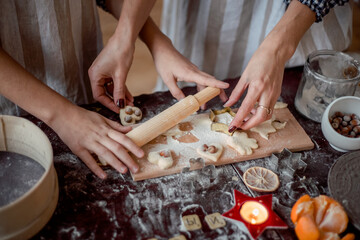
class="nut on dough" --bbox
[148,150,173,170]
[196,143,223,162]
[120,106,142,126]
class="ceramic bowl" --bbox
[321,96,360,152]
[0,115,58,240]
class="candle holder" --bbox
[222,190,287,239]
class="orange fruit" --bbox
[291,194,353,240]
[243,166,279,192]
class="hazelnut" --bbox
[202,144,209,151]
[343,115,351,122]
[125,107,133,115]
[207,145,217,154]
[160,151,169,157]
[341,126,351,135]
[353,126,360,134]
[350,131,356,137]
[332,117,341,124]
[350,119,360,127]
[335,111,344,118]
[341,121,348,127]
[124,115,133,123]
[331,122,339,129]
[343,65,359,79]
[134,109,142,117]
[351,114,359,120]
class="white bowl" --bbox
[321,96,360,152]
[0,115,58,240]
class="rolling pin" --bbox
[126,87,220,147]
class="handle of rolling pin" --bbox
[126,87,220,147]
[193,87,220,106]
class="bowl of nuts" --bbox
[321,96,360,152]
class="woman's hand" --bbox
[224,45,284,131]
[153,42,229,103]
[88,37,135,113]
[140,18,229,105]
[224,0,316,132]
[89,0,155,113]
[52,105,144,179]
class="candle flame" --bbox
[252,208,259,217]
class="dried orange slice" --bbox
[243,166,280,192]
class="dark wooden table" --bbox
[29,67,359,240]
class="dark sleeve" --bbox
[283,0,350,22]
[96,0,109,12]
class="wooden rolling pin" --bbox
[126,87,220,147]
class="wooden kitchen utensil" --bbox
[126,87,220,147]
[0,115,58,240]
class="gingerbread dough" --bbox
[120,106,142,126]
[148,150,173,169]
[226,131,258,155]
[196,143,223,162]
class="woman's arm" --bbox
[139,17,229,105]
[225,0,316,131]
[0,48,144,179]
[89,0,155,112]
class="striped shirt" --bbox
[155,0,352,91]
[0,0,103,115]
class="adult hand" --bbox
[224,45,284,131]
[153,41,229,103]
[88,37,135,113]
[224,0,316,132]
[140,18,229,105]
[52,105,144,179]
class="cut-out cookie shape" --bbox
[147,149,173,169]
[120,106,142,126]
[209,108,237,136]
[227,131,258,155]
[196,143,223,162]
[250,115,287,140]
[250,118,276,140]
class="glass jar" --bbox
[295,50,360,122]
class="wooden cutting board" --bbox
[131,108,314,181]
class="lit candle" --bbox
[239,201,269,225]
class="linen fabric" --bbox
[0,0,103,115]
[155,0,352,92]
